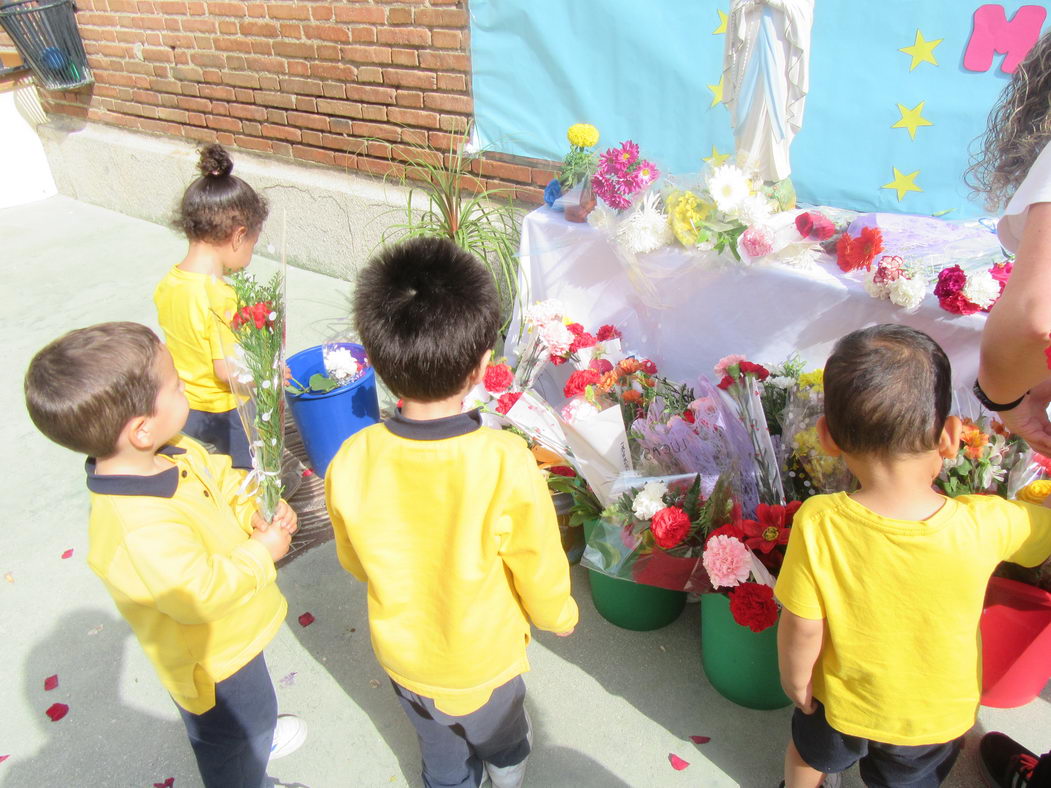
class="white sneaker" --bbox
[484,710,532,788]
[269,714,307,761]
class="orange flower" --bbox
[639,376,655,388]
[599,371,618,392]
[961,425,989,460]
[619,358,641,374]
[622,389,642,403]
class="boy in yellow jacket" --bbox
[326,238,578,788]
[24,322,305,788]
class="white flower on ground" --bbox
[707,164,750,214]
[962,270,1001,309]
[615,191,673,254]
[888,276,927,311]
[323,346,361,384]
[632,480,669,520]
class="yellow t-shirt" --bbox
[154,266,238,413]
[325,411,579,715]
[775,492,1051,746]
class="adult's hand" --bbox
[1000,378,1051,456]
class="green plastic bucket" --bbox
[587,570,686,631]
[700,592,791,709]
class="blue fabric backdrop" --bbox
[469,1,1047,219]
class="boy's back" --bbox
[326,411,578,715]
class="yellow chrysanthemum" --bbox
[797,369,824,391]
[794,426,838,481]
[666,190,713,247]
[1018,480,1051,505]
[567,123,599,148]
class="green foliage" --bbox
[285,372,344,395]
[379,130,523,339]
[558,147,597,189]
[547,472,602,528]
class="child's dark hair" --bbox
[353,237,500,401]
[823,324,952,456]
[174,144,269,243]
[25,322,163,459]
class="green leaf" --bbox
[308,373,343,393]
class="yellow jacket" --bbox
[154,266,238,413]
[326,410,578,715]
[86,435,286,713]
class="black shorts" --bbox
[792,700,962,788]
[183,407,252,470]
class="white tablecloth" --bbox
[510,207,992,402]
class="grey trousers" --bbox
[392,675,531,788]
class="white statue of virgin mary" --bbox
[722,0,814,183]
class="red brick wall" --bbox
[4,0,553,202]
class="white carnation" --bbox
[888,276,928,311]
[561,398,600,424]
[631,480,669,520]
[323,345,361,384]
[962,270,1001,309]
[735,192,774,225]
[863,270,889,300]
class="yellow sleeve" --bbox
[325,455,368,582]
[119,513,276,625]
[774,507,826,620]
[996,498,1051,567]
[496,448,579,633]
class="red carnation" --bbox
[794,211,834,241]
[549,354,568,366]
[705,523,745,546]
[717,375,734,390]
[939,292,982,316]
[682,409,695,424]
[589,358,614,374]
[650,506,692,550]
[563,369,602,398]
[566,323,598,353]
[795,212,814,239]
[933,265,967,298]
[495,391,522,415]
[640,359,658,375]
[738,360,769,381]
[729,582,779,632]
[597,324,622,341]
[483,363,514,394]
[548,465,576,477]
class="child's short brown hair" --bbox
[25,322,163,458]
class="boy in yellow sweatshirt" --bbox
[326,238,578,788]
[24,322,304,788]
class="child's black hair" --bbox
[174,144,269,243]
[824,324,952,456]
[353,237,500,402]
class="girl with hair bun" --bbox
[153,144,269,469]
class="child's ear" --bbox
[123,415,154,452]
[816,415,842,456]
[231,225,249,250]
[938,415,962,459]
[469,349,493,386]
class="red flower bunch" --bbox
[717,360,770,390]
[650,506,692,550]
[483,363,514,394]
[547,465,577,478]
[231,301,275,331]
[933,265,981,316]
[729,582,779,632]
[835,226,884,272]
[549,323,597,366]
[597,324,622,341]
[795,211,835,241]
[495,391,522,415]
[563,368,602,398]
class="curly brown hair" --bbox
[966,31,1051,211]
[173,144,269,243]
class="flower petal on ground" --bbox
[689,736,711,744]
[153,779,175,788]
[298,612,315,627]
[45,703,68,722]
[43,675,58,692]
[61,549,73,560]
[668,754,690,770]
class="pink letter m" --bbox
[964,4,1046,74]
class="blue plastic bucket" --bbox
[285,343,380,476]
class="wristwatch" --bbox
[972,379,1026,412]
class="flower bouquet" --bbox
[934,261,1011,316]
[862,255,929,312]
[545,123,601,218]
[286,336,370,395]
[936,413,1014,497]
[591,139,660,211]
[582,473,737,592]
[226,270,286,522]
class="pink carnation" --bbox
[739,227,773,259]
[714,354,746,379]
[702,535,752,589]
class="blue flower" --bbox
[544,178,563,208]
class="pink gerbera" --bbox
[702,535,752,589]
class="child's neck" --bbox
[844,451,946,521]
[178,242,226,278]
[95,444,172,477]
[401,393,468,421]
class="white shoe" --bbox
[269,714,307,761]
[822,773,843,788]
[484,710,532,788]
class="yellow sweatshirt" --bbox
[326,409,578,715]
[86,435,286,713]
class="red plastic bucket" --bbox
[980,576,1051,708]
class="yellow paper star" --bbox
[882,167,922,201]
[899,30,942,71]
[703,145,730,167]
[713,9,727,35]
[707,75,724,108]
[892,101,933,140]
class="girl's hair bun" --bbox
[197,144,233,178]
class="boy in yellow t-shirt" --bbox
[154,144,268,470]
[24,322,304,787]
[775,324,1051,788]
[326,238,578,788]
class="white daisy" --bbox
[707,164,750,214]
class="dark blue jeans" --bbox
[183,407,252,470]
[177,652,277,788]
